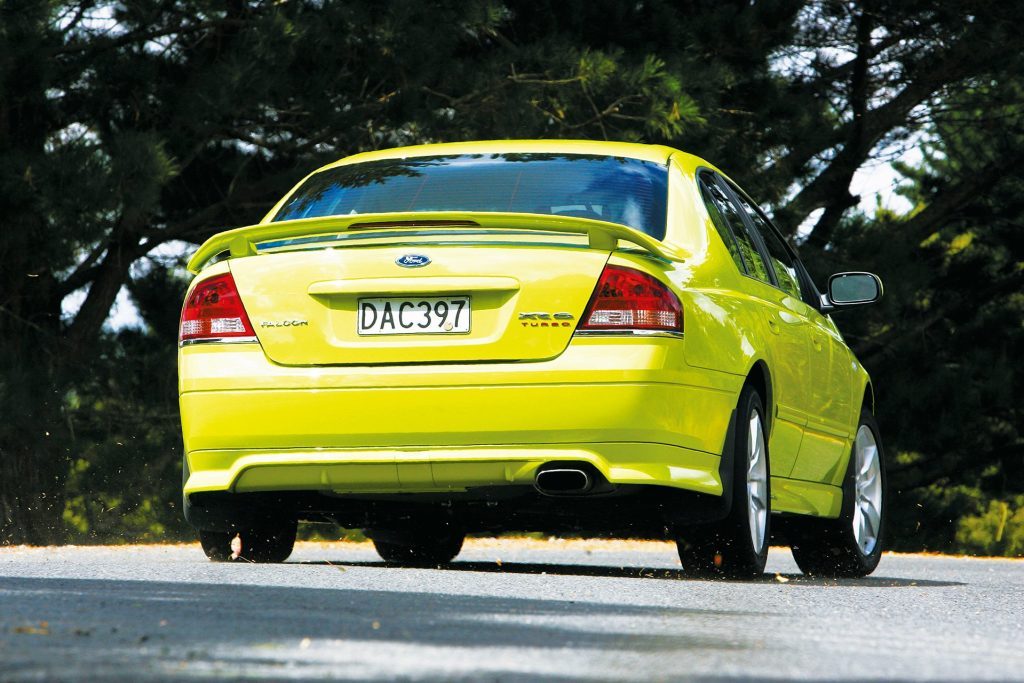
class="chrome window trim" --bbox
[179,336,260,348]
[257,228,579,251]
[574,329,684,340]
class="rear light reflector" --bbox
[579,265,683,333]
[179,272,256,343]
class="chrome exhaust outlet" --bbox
[535,468,593,496]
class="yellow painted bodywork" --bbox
[228,242,609,365]
[181,334,738,497]
[180,140,871,520]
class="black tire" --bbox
[677,384,770,579]
[372,526,465,567]
[198,519,297,563]
[790,410,886,578]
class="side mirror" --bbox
[825,272,883,308]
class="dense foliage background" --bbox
[1,0,1021,553]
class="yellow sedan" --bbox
[179,140,885,578]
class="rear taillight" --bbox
[179,273,256,343]
[579,265,683,333]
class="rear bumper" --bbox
[185,442,723,497]
[179,337,741,498]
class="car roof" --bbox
[315,139,706,171]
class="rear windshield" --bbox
[272,153,669,239]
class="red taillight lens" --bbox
[179,273,256,342]
[579,265,683,333]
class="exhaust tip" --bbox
[535,468,593,496]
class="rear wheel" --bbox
[677,384,770,579]
[790,411,885,578]
[198,519,297,563]
[372,525,465,567]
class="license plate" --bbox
[357,296,471,335]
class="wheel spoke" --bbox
[861,496,881,531]
[861,505,877,539]
[858,470,877,491]
[858,446,876,478]
[856,509,871,545]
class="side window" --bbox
[700,176,771,283]
[698,175,745,273]
[733,192,802,299]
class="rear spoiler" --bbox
[186,211,688,273]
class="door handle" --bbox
[812,336,824,351]
[767,317,780,334]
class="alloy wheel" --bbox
[747,411,769,554]
[852,424,883,555]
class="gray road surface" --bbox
[1,539,1022,681]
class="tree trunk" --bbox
[0,3,73,545]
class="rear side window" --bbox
[733,193,802,299]
[273,153,669,239]
[700,177,771,283]
[699,175,745,272]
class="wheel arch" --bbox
[861,381,875,414]
[707,358,774,533]
[744,359,773,435]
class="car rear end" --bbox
[179,146,738,539]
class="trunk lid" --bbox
[229,238,610,366]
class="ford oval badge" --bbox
[396,254,430,268]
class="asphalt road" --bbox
[1,539,1022,682]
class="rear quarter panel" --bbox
[661,154,767,379]
[659,153,807,480]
